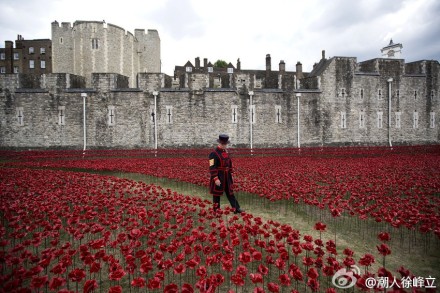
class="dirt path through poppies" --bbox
[110,171,440,281]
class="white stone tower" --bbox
[51,20,161,87]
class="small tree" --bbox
[214,60,228,68]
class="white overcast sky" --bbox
[1,0,439,75]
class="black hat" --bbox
[217,134,230,144]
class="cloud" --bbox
[0,0,438,75]
[381,0,440,62]
[149,0,204,39]
[0,0,56,40]
[311,0,395,32]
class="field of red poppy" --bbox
[0,146,439,292]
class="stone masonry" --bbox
[0,56,439,149]
[51,21,160,88]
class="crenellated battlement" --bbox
[51,20,160,88]
[1,33,439,149]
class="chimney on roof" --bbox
[296,62,303,79]
[237,58,241,70]
[322,50,326,60]
[195,57,200,69]
[266,54,271,72]
[203,58,207,68]
[279,60,285,72]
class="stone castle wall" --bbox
[1,57,439,149]
[326,58,439,146]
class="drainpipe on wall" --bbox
[296,93,301,148]
[387,78,393,148]
[153,91,159,150]
[248,91,254,152]
[81,93,87,153]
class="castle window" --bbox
[377,111,383,128]
[340,112,346,128]
[16,107,24,126]
[414,90,417,100]
[13,66,19,73]
[40,60,46,69]
[255,79,262,89]
[250,105,256,124]
[58,106,65,125]
[231,105,238,124]
[340,88,346,98]
[186,66,192,72]
[92,38,99,49]
[29,47,34,54]
[395,112,401,128]
[275,105,282,123]
[430,90,435,102]
[40,48,46,54]
[166,106,173,124]
[360,88,364,99]
[0,53,5,60]
[378,89,382,100]
[413,111,418,128]
[150,106,155,123]
[59,37,63,44]
[29,60,35,69]
[208,67,213,73]
[430,112,435,128]
[227,68,234,74]
[13,53,19,60]
[359,110,365,128]
[396,90,400,100]
[108,106,115,126]
[0,67,5,74]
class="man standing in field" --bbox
[209,134,243,214]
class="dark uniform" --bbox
[209,134,242,213]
